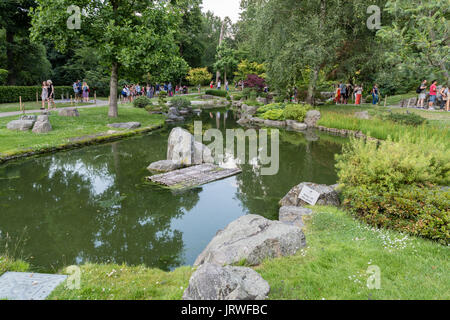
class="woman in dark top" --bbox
[47,80,55,110]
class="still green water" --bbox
[0,110,346,272]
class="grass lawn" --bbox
[8,207,439,300]
[0,105,165,157]
[256,207,450,300]
[0,256,29,276]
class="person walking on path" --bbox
[440,85,449,111]
[335,83,341,104]
[372,84,379,105]
[429,80,438,110]
[41,81,48,110]
[340,83,348,104]
[217,80,221,90]
[73,80,80,103]
[417,80,427,109]
[355,84,363,105]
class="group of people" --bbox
[417,80,449,111]
[120,83,189,103]
[41,80,55,110]
[334,83,372,105]
[73,80,90,103]
[209,80,230,91]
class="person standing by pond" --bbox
[41,81,48,110]
[417,80,427,109]
[335,83,341,104]
[340,83,348,104]
[82,82,89,102]
[429,80,438,110]
[372,84,379,105]
[355,84,363,105]
[73,80,80,103]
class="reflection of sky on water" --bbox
[48,158,114,196]
[170,176,245,265]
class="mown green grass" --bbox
[49,264,193,300]
[0,105,165,157]
[0,101,103,113]
[256,207,450,300]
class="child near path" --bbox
[428,80,438,110]
[41,81,48,110]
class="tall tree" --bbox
[214,42,238,83]
[30,0,187,117]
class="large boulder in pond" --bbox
[279,182,340,207]
[32,115,52,134]
[147,160,183,173]
[304,110,321,127]
[183,263,270,301]
[167,127,214,165]
[286,120,307,131]
[58,108,79,117]
[194,214,306,267]
[7,120,35,131]
[107,122,141,130]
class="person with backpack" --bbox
[372,84,379,105]
[417,80,427,109]
[73,80,81,102]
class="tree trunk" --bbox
[109,62,118,118]
[6,31,16,85]
[216,20,226,83]
[307,67,319,105]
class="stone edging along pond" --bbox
[0,124,164,164]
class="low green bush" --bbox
[170,96,191,109]
[0,69,8,85]
[283,104,312,122]
[232,93,243,101]
[262,109,285,120]
[205,89,227,97]
[0,86,73,103]
[133,96,152,109]
[386,112,426,126]
[256,103,285,116]
[336,135,450,244]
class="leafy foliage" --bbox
[336,136,450,243]
[170,96,191,109]
[234,60,266,81]
[0,86,72,103]
[0,69,8,85]
[386,112,426,126]
[186,67,212,86]
[262,109,285,120]
[244,74,265,91]
[283,104,312,122]
[133,96,152,109]
[205,89,228,97]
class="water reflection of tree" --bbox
[234,131,343,220]
[0,134,200,272]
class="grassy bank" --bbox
[256,207,449,300]
[0,105,165,159]
[0,207,435,300]
[0,256,29,276]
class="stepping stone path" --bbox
[0,272,67,300]
[148,163,242,190]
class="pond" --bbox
[0,110,347,272]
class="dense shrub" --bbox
[336,136,450,244]
[386,112,426,126]
[0,86,73,103]
[205,89,227,97]
[262,109,285,120]
[0,69,8,85]
[257,103,285,115]
[283,104,312,122]
[170,96,191,109]
[232,93,243,101]
[133,96,152,109]
[244,74,265,91]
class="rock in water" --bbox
[183,263,270,300]
[167,127,214,165]
[6,120,35,131]
[305,110,321,128]
[58,108,79,117]
[285,120,307,131]
[107,122,141,130]
[279,206,313,229]
[147,160,183,173]
[32,115,52,133]
[194,214,306,267]
[279,182,340,207]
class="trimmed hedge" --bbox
[0,86,73,103]
[205,89,228,98]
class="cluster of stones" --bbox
[236,104,322,132]
[316,126,380,142]
[182,181,340,301]
[6,114,52,134]
[147,127,214,173]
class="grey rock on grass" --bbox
[183,263,270,300]
[279,206,313,229]
[6,120,35,131]
[194,214,306,267]
[280,182,340,207]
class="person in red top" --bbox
[429,80,438,109]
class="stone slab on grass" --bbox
[148,163,242,190]
[0,272,67,300]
